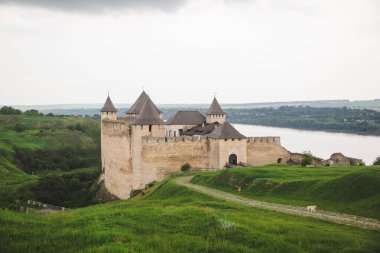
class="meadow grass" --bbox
[0,179,379,253]
[191,165,380,219]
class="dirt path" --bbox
[175,176,380,231]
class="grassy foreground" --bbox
[1,179,380,253]
[191,165,380,219]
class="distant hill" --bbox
[5,99,380,113]
[3,100,380,136]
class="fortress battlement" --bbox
[102,120,131,131]
[248,136,281,144]
[142,135,208,144]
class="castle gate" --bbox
[229,154,237,165]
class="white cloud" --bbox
[0,0,379,105]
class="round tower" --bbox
[100,95,117,121]
[206,97,226,124]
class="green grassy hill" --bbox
[1,113,380,252]
[191,165,380,219]
[0,114,101,208]
[1,179,380,253]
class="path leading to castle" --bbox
[175,176,380,231]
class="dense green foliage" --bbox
[0,106,22,115]
[373,156,380,165]
[0,178,379,253]
[181,163,191,172]
[0,113,101,208]
[226,106,380,135]
[191,165,380,219]
[301,152,313,167]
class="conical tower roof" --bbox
[100,95,117,112]
[207,97,225,115]
[132,96,164,125]
[126,91,162,115]
[205,122,246,139]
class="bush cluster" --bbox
[181,163,191,172]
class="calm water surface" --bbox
[234,124,380,165]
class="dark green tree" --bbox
[301,151,313,167]
[24,109,43,116]
[0,106,22,115]
[373,156,380,165]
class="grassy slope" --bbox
[191,165,380,219]
[0,179,380,253]
[0,115,101,208]
[0,157,37,207]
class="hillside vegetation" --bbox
[1,109,380,252]
[226,106,380,136]
[191,165,380,219]
[1,179,380,253]
[0,113,101,208]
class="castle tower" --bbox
[132,96,164,137]
[206,97,226,124]
[100,95,117,121]
[126,90,163,119]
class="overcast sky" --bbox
[0,0,379,105]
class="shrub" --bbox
[301,152,313,167]
[181,163,191,172]
[373,156,380,165]
[15,124,24,133]
[24,109,43,116]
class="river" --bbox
[234,124,380,165]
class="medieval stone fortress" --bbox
[100,91,362,199]
[101,91,292,199]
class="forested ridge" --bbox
[226,106,380,136]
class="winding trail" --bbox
[175,176,380,231]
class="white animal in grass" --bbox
[306,205,317,212]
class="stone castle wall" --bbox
[102,119,292,199]
[217,139,247,167]
[247,137,291,166]
[101,120,134,199]
[141,136,212,177]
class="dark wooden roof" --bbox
[126,91,161,115]
[205,122,246,139]
[183,122,219,136]
[166,111,206,125]
[100,96,117,112]
[207,97,225,115]
[132,97,164,125]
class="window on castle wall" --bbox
[174,131,176,137]
[149,125,152,132]
[224,139,227,141]
[141,125,143,130]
